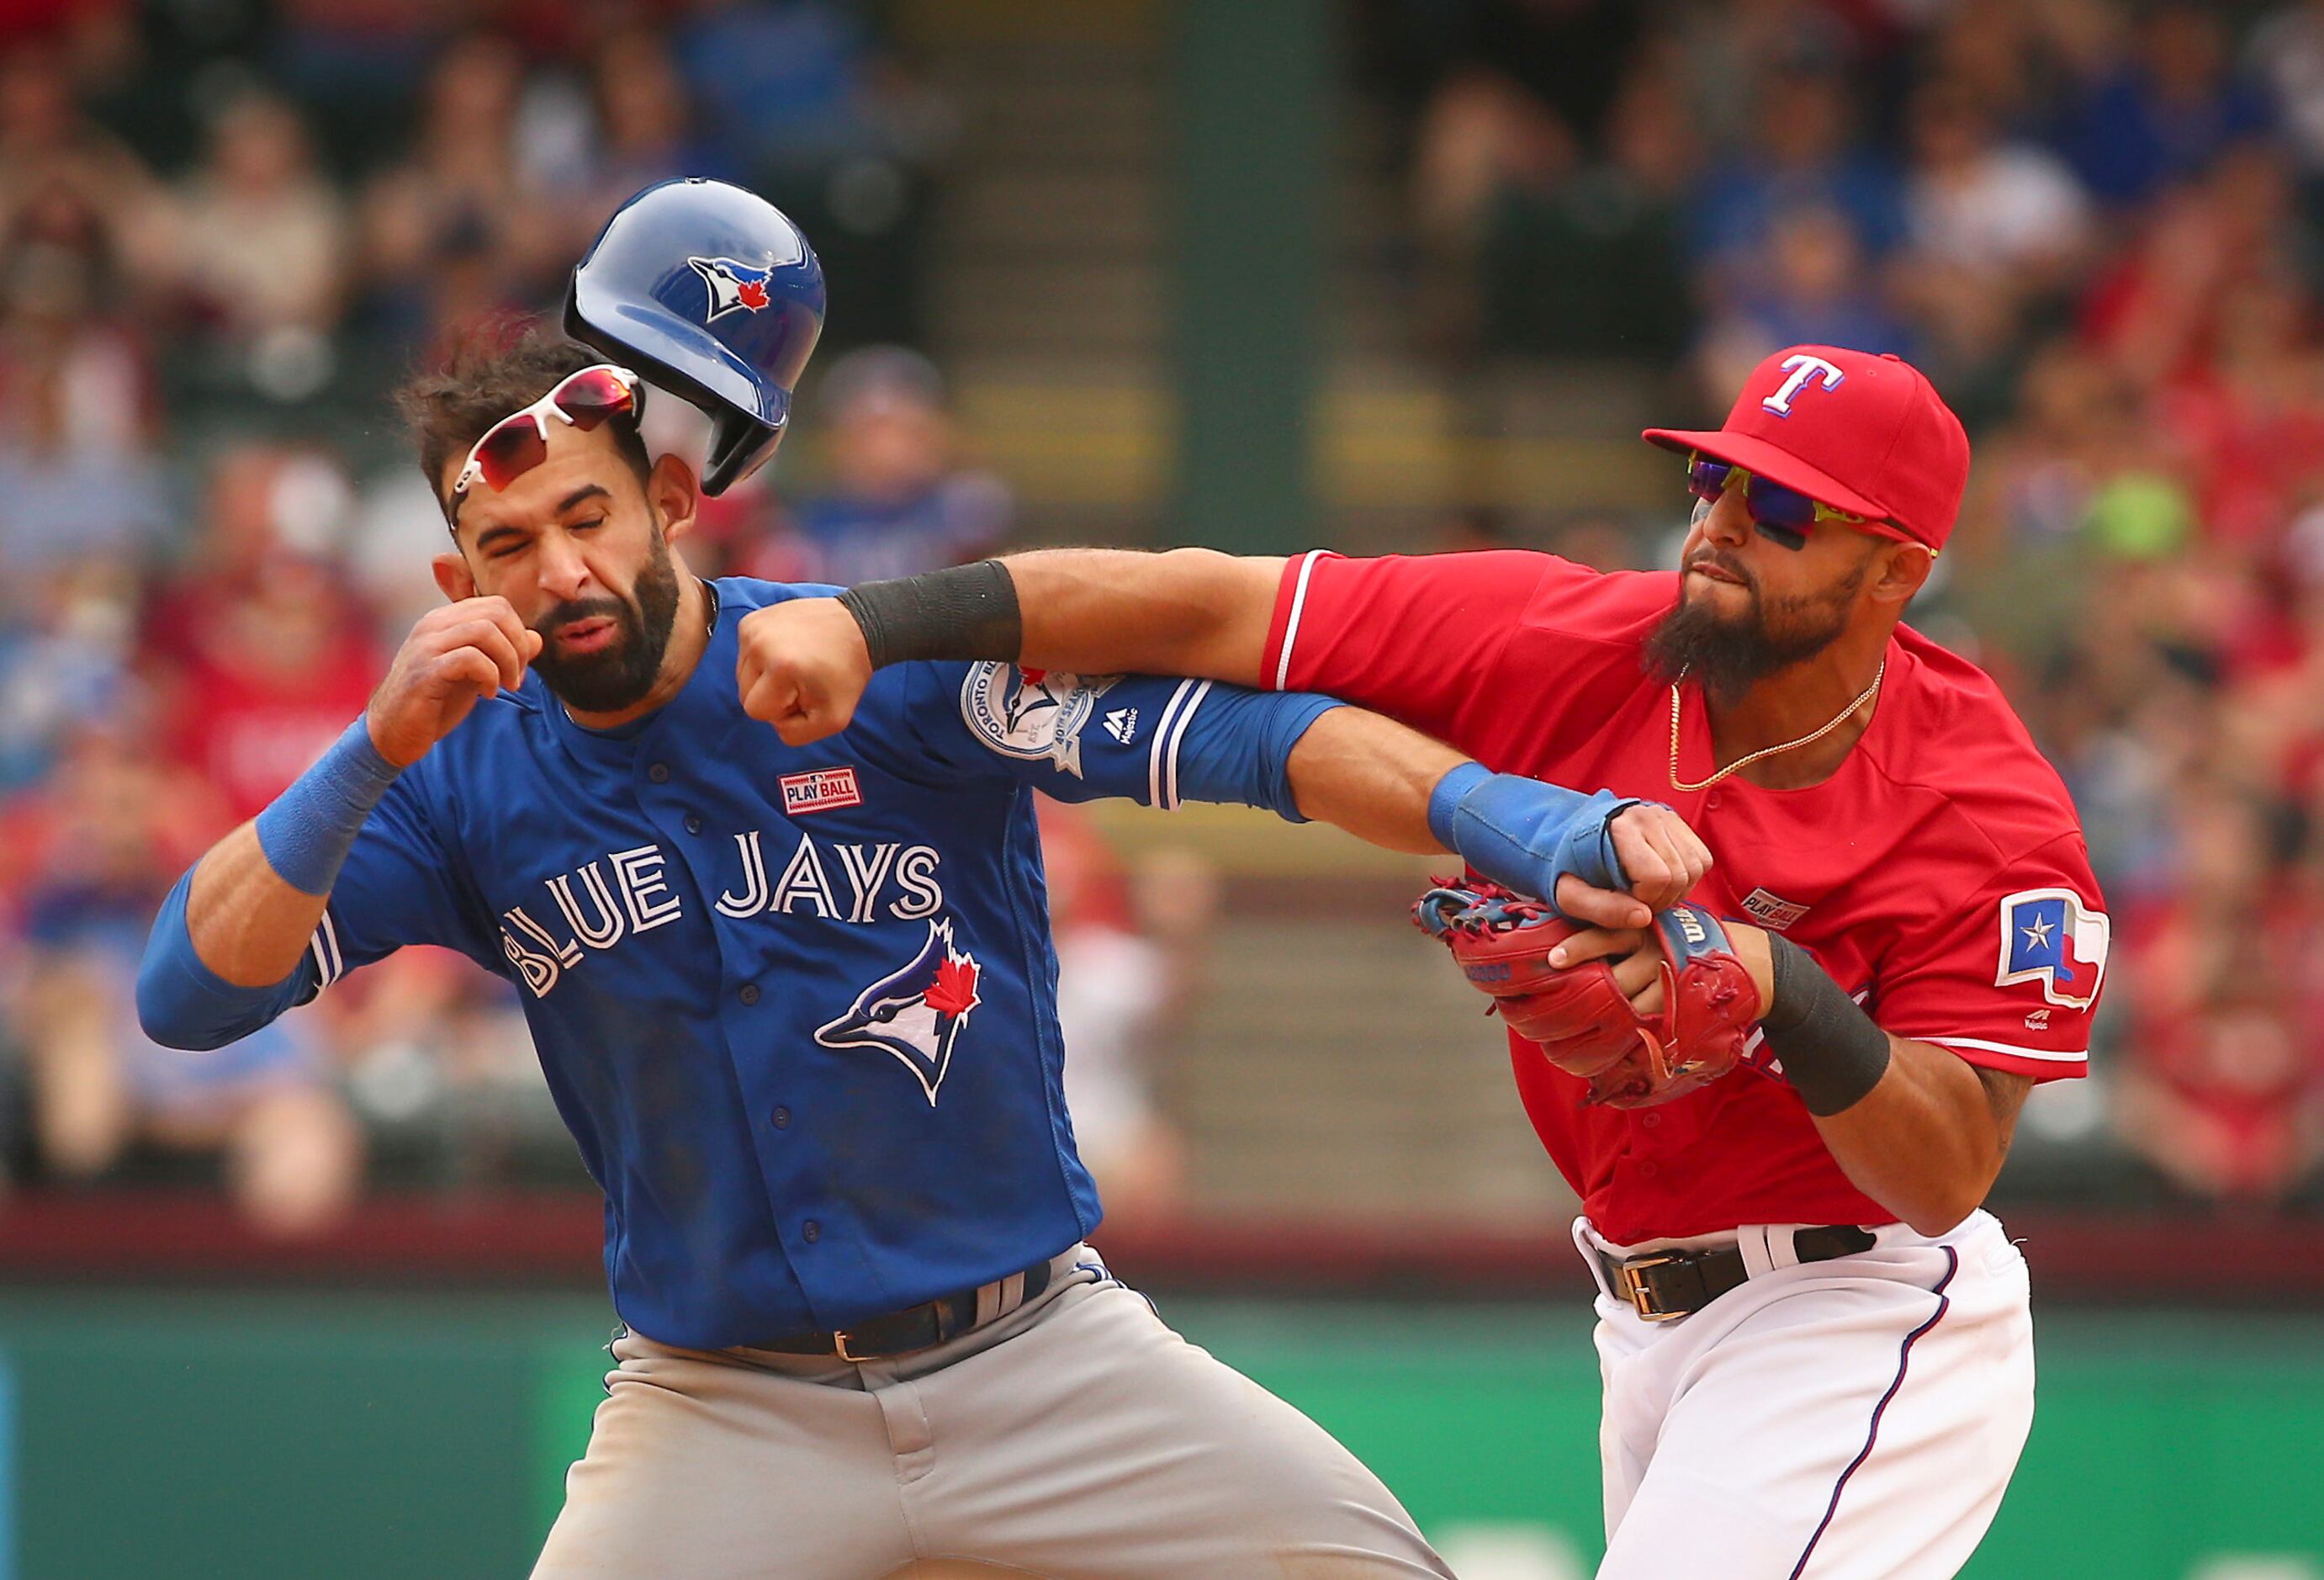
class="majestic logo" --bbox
[2024,1007,2052,1031]
[814,919,983,1104]
[959,663,1121,778]
[1996,888,2110,1010]
[687,256,776,321]
[780,766,863,816]
[1103,707,1138,745]
[1762,353,1846,416]
[1740,888,1809,932]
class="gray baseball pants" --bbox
[532,1247,1453,1578]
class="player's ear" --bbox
[433,551,478,602]
[1868,541,1935,607]
[647,452,699,546]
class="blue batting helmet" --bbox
[565,178,826,496]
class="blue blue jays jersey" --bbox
[282,579,1335,1349]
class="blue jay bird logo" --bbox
[815,920,984,1105]
[686,255,776,322]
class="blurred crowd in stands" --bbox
[1368,0,2324,1209]
[0,0,1049,1233]
[2,0,2322,1235]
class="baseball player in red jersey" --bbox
[738,343,2105,1577]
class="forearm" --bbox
[998,549,1284,685]
[744,553,1289,747]
[139,716,401,1047]
[193,715,398,981]
[1285,706,1465,854]
[1809,1038,2009,1235]
[183,823,334,987]
[137,838,324,1050]
[1282,709,1678,916]
[1737,927,2009,1234]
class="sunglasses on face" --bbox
[452,364,643,502]
[1686,452,1873,551]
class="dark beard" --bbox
[1643,565,1862,706]
[530,532,683,713]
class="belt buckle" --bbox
[1613,1250,1691,1323]
[833,1328,869,1363]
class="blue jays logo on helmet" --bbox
[565,178,827,496]
[815,920,984,1105]
[687,255,776,323]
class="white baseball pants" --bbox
[1579,1210,2036,1579]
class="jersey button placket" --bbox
[738,983,761,1006]
[648,761,671,784]
[802,1221,820,1243]
[770,1106,790,1130]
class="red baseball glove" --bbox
[1412,878,1762,1108]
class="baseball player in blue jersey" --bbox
[138,183,1711,1577]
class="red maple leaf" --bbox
[1018,665,1047,687]
[736,279,770,310]
[926,954,982,1018]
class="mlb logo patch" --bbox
[780,766,863,815]
[1740,888,1809,932]
[1995,888,2110,1010]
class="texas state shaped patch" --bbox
[1994,888,2109,1010]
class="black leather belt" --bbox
[1597,1225,1877,1323]
[754,1256,1056,1361]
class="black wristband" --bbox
[1760,933,1893,1116]
[838,560,1024,671]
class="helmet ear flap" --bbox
[702,410,785,496]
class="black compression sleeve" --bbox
[838,560,1024,670]
[1760,933,1893,1116]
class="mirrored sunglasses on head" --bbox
[452,364,643,503]
[1685,450,1872,551]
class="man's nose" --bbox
[536,528,595,599]
[1699,489,1755,549]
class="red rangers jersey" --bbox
[1264,549,2108,1241]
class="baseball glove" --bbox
[1412,878,1761,1109]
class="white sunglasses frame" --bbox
[450,363,644,500]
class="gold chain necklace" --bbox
[1667,660,1884,793]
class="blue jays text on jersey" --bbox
[141,579,1337,1350]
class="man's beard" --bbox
[530,531,683,713]
[1643,557,1863,706]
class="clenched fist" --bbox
[1606,802,1713,912]
[736,597,875,745]
[367,596,543,767]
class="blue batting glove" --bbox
[1427,761,1649,915]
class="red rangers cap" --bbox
[1642,345,1970,552]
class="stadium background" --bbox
[0,0,2320,1574]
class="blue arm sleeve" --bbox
[136,867,313,1051]
[908,662,1340,819]
[1426,760,1663,915]
[1137,681,1340,819]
